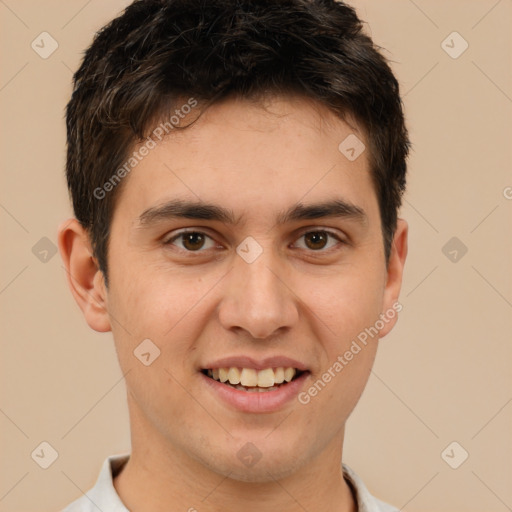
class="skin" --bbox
[58,94,408,512]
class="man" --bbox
[58,0,409,510]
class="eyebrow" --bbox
[137,198,368,227]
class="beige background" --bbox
[1,1,511,511]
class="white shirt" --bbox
[61,453,399,512]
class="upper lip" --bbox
[201,355,309,372]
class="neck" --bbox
[114,399,357,512]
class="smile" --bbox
[199,355,311,412]
[202,367,305,392]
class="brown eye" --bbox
[165,231,216,252]
[304,231,328,250]
[294,230,342,251]
[181,232,206,251]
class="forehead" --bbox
[112,95,378,227]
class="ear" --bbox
[58,218,111,332]
[379,218,408,338]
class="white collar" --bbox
[62,453,398,512]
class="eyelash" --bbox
[163,229,346,254]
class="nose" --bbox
[218,249,299,340]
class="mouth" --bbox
[200,367,308,393]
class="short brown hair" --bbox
[66,0,410,283]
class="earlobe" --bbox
[57,218,112,333]
[379,218,408,338]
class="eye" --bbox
[164,230,217,252]
[293,230,344,251]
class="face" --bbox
[85,95,405,482]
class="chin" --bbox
[201,443,305,483]
[225,460,302,484]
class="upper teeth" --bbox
[208,367,297,387]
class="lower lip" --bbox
[200,371,310,413]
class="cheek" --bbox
[107,262,219,354]
[300,277,381,419]
[301,264,385,345]
[300,262,384,414]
